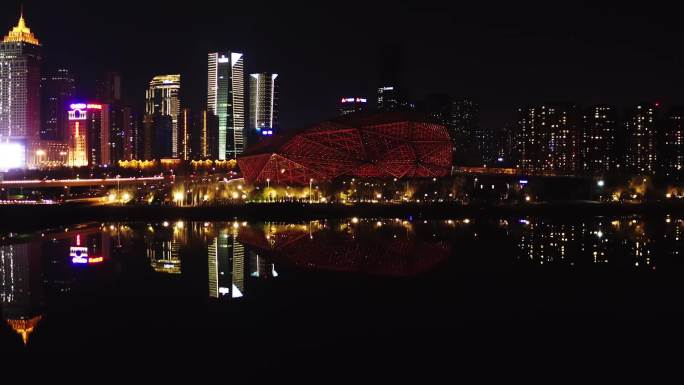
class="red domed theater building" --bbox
[237,113,453,185]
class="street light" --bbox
[309,179,314,204]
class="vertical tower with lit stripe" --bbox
[208,52,244,160]
[249,73,278,139]
[0,11,41,169]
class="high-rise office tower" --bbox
[377,86,399,112]
[66,103,111,167]
[40,68,75,141]
[145,75,180,158]
[96,71,122,104]
[208,52,245,159]
[179,108,219,160]
[515,104,580,174]
[625,103,658,175]
[0,12,42,169]
[339,97,368,116]
[249,73,278,140]
[97,71,131,163]
[663,106,684,178]
[377,44,402,112]
[582,105,617,175]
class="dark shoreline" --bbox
[2,201,684,232]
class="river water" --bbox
[2,215,684,361]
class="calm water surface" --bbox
[2,215,684,359]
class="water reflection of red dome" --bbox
[238,225,450,276]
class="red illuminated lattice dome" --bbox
[238,113,453,185]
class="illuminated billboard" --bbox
[70,246,103,265]
[0,142,26,170]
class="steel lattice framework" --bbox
[238,114,453,185]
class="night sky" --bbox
[3,1,684,129]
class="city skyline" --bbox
[0,4,684,177]
[4,2,684,132]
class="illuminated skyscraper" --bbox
[40,68,75,141]
[0,12,42,169]
[67,103,111,166]
[145,75,180,158]
[582,105,617,175]
[249,73,278,139]
[208,52,245,159]
[625,103,658,175]
[377,86,399,112]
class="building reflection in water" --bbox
[511,216,684,269]
[0,242,43,345]
[0,223,120,346]
[208,223,246,299]
[146,221,185,274]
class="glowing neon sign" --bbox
[72,256,104,265]
[341,98,367,103]
[69,103,103,110]
[72,256,88,264]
